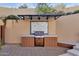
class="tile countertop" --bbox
[21,34,58,37]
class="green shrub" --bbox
[3,15,20,24]
[74,10,79,13]
[6,15,20,20]
[36,3,56,14]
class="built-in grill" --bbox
[34,31,44,47]
[34,31,44,36]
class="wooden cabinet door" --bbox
[21,37,34,47]
[35,38,44,46]
[45,37,57,47]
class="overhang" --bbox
[18,14,63,20]
[18,12,79,20]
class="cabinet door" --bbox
[21,37,34,47]
[45,37,57,47]
[35,38,44,46]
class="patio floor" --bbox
[0,45,68,56]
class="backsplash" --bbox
[31,22,48,34]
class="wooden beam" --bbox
[46,16,49,20]
[29,16,32,20]
[57,43,74,49]
[38,16,40,20]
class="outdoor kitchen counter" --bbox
[21,35,57,47]
[21,35,34,47]
[21,35,57,37]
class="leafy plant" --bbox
[36,3,56,14]
[6,15,19,19]
[74,10,79,13]
[4,15,20,22]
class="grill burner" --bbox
[34,31,44,36]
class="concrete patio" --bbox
[0,45,68,56]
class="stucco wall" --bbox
[5,19,56,44]
[56,14,79,45]
[5,14,79,45]
[5,20,30,44]
[0,8,36,16]
[48,18,56,34]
